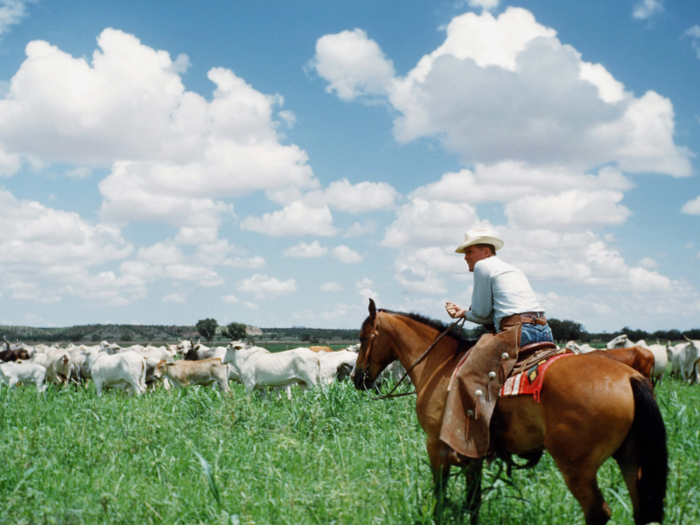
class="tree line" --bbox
[546,318,700,344]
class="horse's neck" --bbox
[383,315,461,389]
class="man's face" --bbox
[463,245,492,272]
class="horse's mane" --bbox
[378,309,478,352]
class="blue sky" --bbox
[0,0,698,332]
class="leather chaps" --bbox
[439,320,521,459]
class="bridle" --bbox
[360,313,466,400]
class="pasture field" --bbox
[0,377,697,525]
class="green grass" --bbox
[0,377,697,524]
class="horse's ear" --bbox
[368,298,376,317]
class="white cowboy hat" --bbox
[454,228,504,253]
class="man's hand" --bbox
[445,302,466,319]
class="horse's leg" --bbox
[462,461,483,525]
[427,437,451,522]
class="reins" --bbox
[372,317,466,400]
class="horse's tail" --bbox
[627,375,668,524]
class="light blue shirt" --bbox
[464,256,544,331]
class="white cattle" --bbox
[185,344,225,361]
[667,342,684,379]
[223,344,321,398]
[0,362,47,392]
[85,350,147,396]
[31,348,75,385]
[566,341,597,354]
[672,338,700,384]
[606,335,637,349]
[644,342,669,381]
[318,350,359,384]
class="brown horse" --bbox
[352,300,667,525]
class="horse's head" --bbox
[352,298,397,391]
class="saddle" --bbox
[509,341,563,377]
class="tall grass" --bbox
[0,377,696,524]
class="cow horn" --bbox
[684,335,693,342]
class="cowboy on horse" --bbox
[441,228,554,464]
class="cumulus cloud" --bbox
[303,179,398,212]
[686,26,700,59]
[310,28,395,101]
[284,240,328,258]
[312,8,691,176]
[222,294,239,303]
[383,198,480,248]
[238,273,297,298]
[0,0,31,40]
[332,245,363,264]
[344,220,376,237]
[225,256,266,269]
[638,257,659,269]
[320,282,343,292]
[0,29,316,232]
[240,201,337,237]
[632,0,663,20]
[504,190,632,230]
[681,195,700,215]
[465,0,498,11]
[356,278,378,302]
[163,293,186,303]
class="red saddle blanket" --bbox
[500,353,574,401]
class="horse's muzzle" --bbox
[352,370,375,391]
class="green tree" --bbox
[548,319,586,343]
[196,318,219,343]
[222,322,247,341]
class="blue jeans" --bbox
[520,322,554,346]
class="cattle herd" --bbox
[0,332,698,396]
[0,337,377,397]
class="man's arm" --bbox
[445,261,493,324]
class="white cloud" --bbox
[0,29,316,231]
[0,0,31,40]
[629,267,673,292]
[310,28,395,101]
[244,301,259,310]
[466,0,498,12]
[344,220,376,237]
[383,198,480,248]
[225,256,266,269]
[238,273,297,298]
[313,8,691,176]
[240,201,337,237]
[137,242,183,265]
[222,294,239,303]
[284,240,329,258]
[632,0,663,20]
[303,179,398,212]
[66,167,92,180]
[320,282,343,292]
[163,293,186,303]
[681,195,700,215]
[686,26,700,59]
[0,190,146,305]
[504,190,631,230]
[638,257,659,269]
[411,163,632,205]
[332,245,363,264]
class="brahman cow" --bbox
[0,362,47,392]
[223,344,321,398]
[154,358,230,393]
[84,350,147,396]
